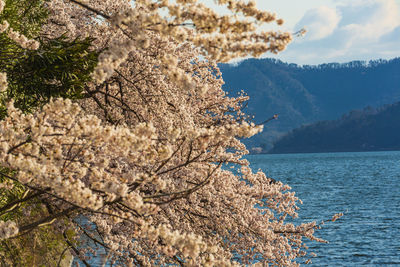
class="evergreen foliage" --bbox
[5,35,97,114]
[0,0,97,116]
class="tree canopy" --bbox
[0,1,339,266]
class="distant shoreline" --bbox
[249,148,400,156]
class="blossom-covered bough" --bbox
[0,0,341,266]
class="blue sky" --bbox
[206,0,400,64]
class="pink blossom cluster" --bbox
[0,72,7,92]
[0,220,18,240]
[0,20,8,33]
[7,28,40,50]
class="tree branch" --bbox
[0,191,43,215]
[19,206,79,233]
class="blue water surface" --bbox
[247,151,400,266]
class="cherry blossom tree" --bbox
[0,0,340,266]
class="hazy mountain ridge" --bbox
[219,58,400,152]
[269,102,400,154]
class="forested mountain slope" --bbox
[269,102,400,154]
[219,58,400,152]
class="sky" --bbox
[206,0,400,65]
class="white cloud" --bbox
[272,0,400,64]
[337,0,400,40]
[295,6,341,41]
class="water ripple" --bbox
[248,151,400,266]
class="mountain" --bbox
[269,102,400,154]
[219,58,400,152]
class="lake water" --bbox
[248,151,400,266]
[75,151,400,266]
